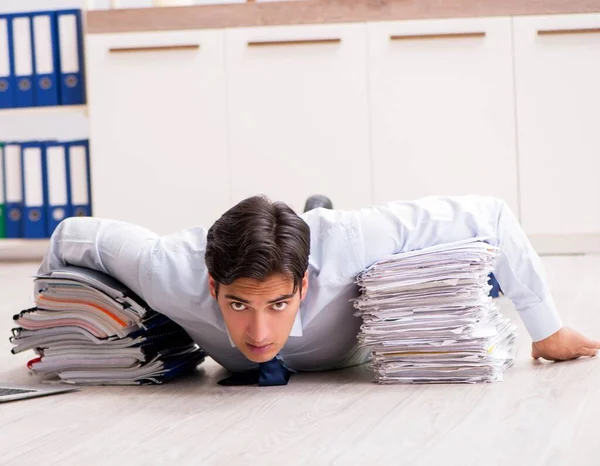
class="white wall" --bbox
[0,1,85,13]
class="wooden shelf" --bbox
[0,105,88,117]
[86,0,600,35]
[0,239,49,262]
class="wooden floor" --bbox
[1,256,600,465]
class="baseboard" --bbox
[529,234,600,255]
[0,239,50,262]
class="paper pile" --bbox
[355,238,517,384]
[10,266,205,385]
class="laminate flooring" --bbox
[1,256,599,466]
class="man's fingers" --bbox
[531,346,541,360]
[579,347,598,358]
[582,338,600,349]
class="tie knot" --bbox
[217,355,292,386]
[258,355,291,386]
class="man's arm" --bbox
[352,195,599,361]
[39,217,158,299]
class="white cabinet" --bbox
[82,14,600,252]
[86,30,230,235]
[224,24,372,213]
[368,18,520,215]
[514,14,600,237]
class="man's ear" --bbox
[300,271,309,301]
[208,274,217,300]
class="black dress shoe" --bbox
[303,195,333,212]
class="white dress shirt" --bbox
[38,195,562,373]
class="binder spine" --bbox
[67,139,91,218]
[32,11,60,107]
[4,142,23,238]
[45,141,70,236]
[10,13,34,108]
[57,10,85,105]
[21,141,48,238]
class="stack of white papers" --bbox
[355,238,517,384]
[10,266,205,385]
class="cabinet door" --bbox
[225,24,371,213]
[86,30,230,235]
[514,14,600,236]
[368,18,519,215]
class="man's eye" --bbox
[272,302,288,311]
[231,302,247,311]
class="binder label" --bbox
[23,146,43,207]
[58,14,79,73]
[69,145,88,205]
[33,15,54,75]
[5,145,22,203]
[0,19,9,78]
[47,145,68,206]
[13,17,33,77]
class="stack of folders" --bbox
[0,9,86,108]
[355,238,518,384]
[10,266,205,385]
[0,139,91,239]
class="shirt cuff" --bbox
[518,295,563,342]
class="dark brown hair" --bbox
[205,195,311,295]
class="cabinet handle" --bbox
[247,38,341,47]
[390,32,485,41]
[108,44,200,53]
[537,28,600,36]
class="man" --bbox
[39,195,599,386]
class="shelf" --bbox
[0,239,50,262]
[0,105,88,117]
[87,1,600,35]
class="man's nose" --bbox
[247,311,269,343]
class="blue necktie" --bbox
[218,355,293,386]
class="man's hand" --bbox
[532,327,600,361]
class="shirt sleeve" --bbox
[38,216,158,300]
[351,195,562,342]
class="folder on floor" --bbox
[21,141,48,238]
[56,10,85,105]
[355,239,517,384]
[32,11,60,107]
[9,14,35,108]
[4,142,23,238]
[67,140,91,217]
[0,142,6,238]
[0,15,14,109]
[45,141,70,235]
[12,266,206,385]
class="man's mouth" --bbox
[245,343,273,355]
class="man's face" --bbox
[209,272,308,363]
